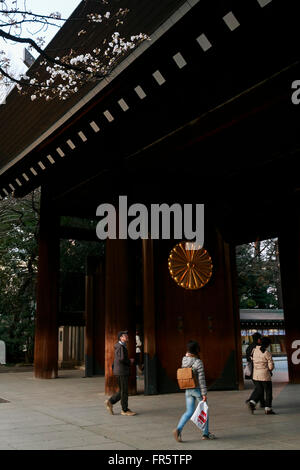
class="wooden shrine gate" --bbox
[0,0,300,389]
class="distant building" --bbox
[240,309,286,355]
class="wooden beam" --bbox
[59,226,98,241]
[58,311,85,326]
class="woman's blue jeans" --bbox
[177,388,209,436]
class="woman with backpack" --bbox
[173,340,215,442]
[247,336,276,415]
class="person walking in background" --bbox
[135,329,143,374]
[246,332,262,363]
[245,332,265,408]
[173,340,215,442]
[105,331,136,416]
[247,336,276,415]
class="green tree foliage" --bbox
[0,191,40,362]
[236,239,283,309]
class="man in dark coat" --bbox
[105,331,136,416]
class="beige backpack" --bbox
[177,367,197,389]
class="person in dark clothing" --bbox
[245,332,265,408]
[246,332,262,362]
[105,331,136,416]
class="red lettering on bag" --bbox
[197,410,207,424]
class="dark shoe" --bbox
[265,409,276,415]
[202,432,216,440]
[173,428,182,442]
[104,399,114,415]
[247,401,256,414]
[121,409,137,416]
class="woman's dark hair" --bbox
[252,332,262,344]
[260,336,271,353]
[187,340,200,355]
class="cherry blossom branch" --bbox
[0,28,105,78]
[0,1,150,101]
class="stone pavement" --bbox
[0,366,299,450]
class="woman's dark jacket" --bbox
[246,342,257,362]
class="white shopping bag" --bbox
[190,400,209,431]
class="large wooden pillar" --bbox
[278,215,300,384]
[105,239,136,395]
[34,188,59,379]
[94,259,105,374]
[224,242,244,390]
[142,240,158,395]
[85,256,105,376]
[85,257,95,377]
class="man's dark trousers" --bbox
[251,377,265,407]
[109,376,129,412]
[249,380,272,408]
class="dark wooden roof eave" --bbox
[2,0,300,242]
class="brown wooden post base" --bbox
[34,189,59,379]
[104,239,136,396]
